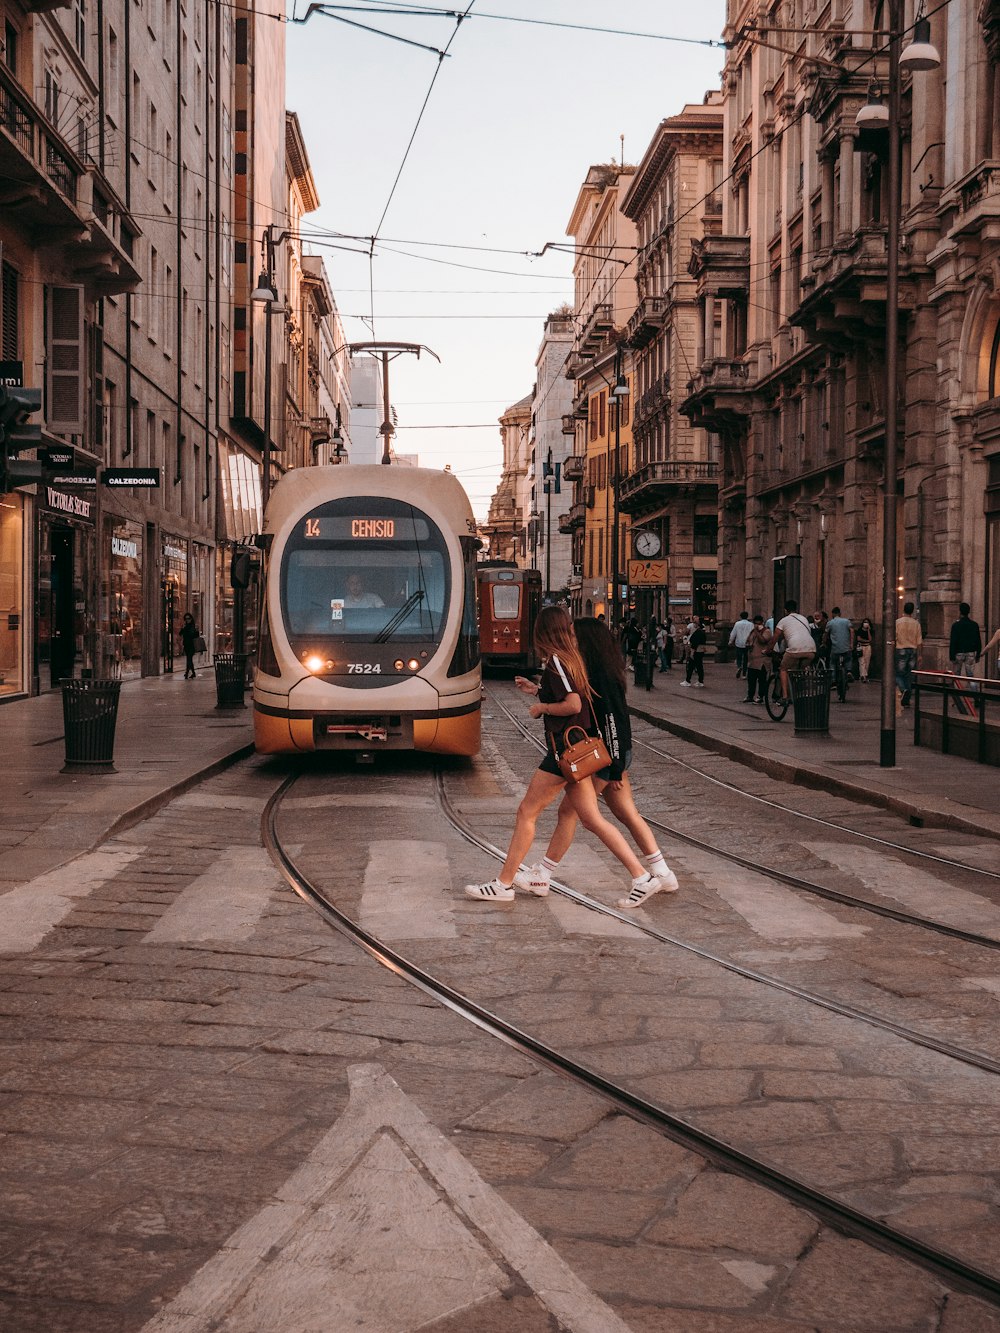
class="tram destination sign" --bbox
[102,467,161,488]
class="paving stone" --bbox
[577,1040,699,1078]
[618,1308,817,1333]
[760,1072,917,1102]
[902,1136,1000,1175]
[555,1236,764,1308]
[0,1094,143,1140]
[459,1075,609,1142]
[939,1294,1000,1332]
[645,1171,818,1258]
[83,1146,294,1200]
[499,1183,660,1240]
[0,1297,131,1332]
[644,1019,778,1044]
[692,1101,836,1145]
[700,1042,843,1071]
[833,1102,1000,1136]
[761,1135,898,1188]
[118,1104,298,1153]
[449,1131,560,1182]
[632,1069,756,1108]
[0,1065,166,1099]
[0,1231,198,1304]
[773,1234,944,1328]
[545,1115,702,1193]
[93,1190,257,1249]
[418,1291,560,1332]
[81,1044,247,1074]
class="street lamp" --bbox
[854,4,940,768]
[251,224,290,514]
[610,347,630,633]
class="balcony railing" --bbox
[0,63,80,209]
[562,454,585,482]
[627,294,670,349]
[619,459,720,507]
[633,372,671,424]
[577,302,614,355]
[558,503,586,534]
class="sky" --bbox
[286,1,728,518]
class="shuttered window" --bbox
[1,261,18,360]
[46,285,85,434]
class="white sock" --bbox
[631,871,653,888]
[496,877,513,889]
[645,851,670,878]
[540,856,559,876]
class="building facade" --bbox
[620,96,724,630]
[485,392,531,564]
[682,0,1000,664]
[561,163,637,624]
[526,309,574,597]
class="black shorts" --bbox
[538,750,563,778]
[596,747,631,782]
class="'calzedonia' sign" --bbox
[102,468,161,488]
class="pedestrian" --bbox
[178,612,200,680]
[622,617,642,670]
[680,615,707,687]
[656,621,669,672]
[515,617,679,909]
[664,616,676,670]
[895,601,923,710]
[855,617,874,682]
[811,611,830,666]
[464,606,670,904]
[744,614,772,702]
[949,601,982,681]
[824,606,854,698]
[728,610,754,678]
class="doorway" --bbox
[49,526,76,686]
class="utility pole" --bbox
[346,342,440,465]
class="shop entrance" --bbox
[39,525,78,687]
[161,577,176,673]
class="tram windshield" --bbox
[281,500,449,642]
[491,584,521,620]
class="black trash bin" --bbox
[789,665,830,736]
[61,678,122,773]
[214,652,248,708]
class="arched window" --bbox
[989,318,1000,400]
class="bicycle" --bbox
[762,654,790,721]
[830,650,851,704]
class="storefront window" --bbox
[162,534,188,672]
[0,492,25,696]
[106,517,143,679]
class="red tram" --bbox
[477,563,542,673]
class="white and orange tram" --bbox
[252,465,481,756]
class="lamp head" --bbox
[899,17,941,72]
[855,83,889,130]
[611,372,630,398]
[251,270,278,303]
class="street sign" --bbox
[628,559,668,587]
[102,467,161,488]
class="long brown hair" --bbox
[574,616,626,691]
[534,606,594,703]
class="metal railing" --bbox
[912,670,1000,766]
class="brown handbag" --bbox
[556,725,612,783]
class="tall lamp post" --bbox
[609,346,630,633]
[251,225,291,515]
[855,4,940,767]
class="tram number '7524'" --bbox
[347,663,382,674]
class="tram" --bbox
[477,563,542,674]
[253,465,481,756]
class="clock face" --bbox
[635,530,661,557]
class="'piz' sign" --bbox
[102,467,161,488]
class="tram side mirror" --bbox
[231,550,252,589]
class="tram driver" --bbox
[342,572,384,609]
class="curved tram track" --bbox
[263,763,1000,1312]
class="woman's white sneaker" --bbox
[464,879,515,902]
[513,864,551,896]
[617,871,679,910]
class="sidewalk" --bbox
[629,661,1000,840]
[0,672,255,886]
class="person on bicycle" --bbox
[744,614,772,703]
[774,599,816,700]
[824,607,854,701]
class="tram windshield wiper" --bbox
[374,590,425,643]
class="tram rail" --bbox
[261,764,1000,1310]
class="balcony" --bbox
[618,460,720,514]
[576,302,614,356]
[558,503,586,534]
[0,64,83,228]
[688,234,750,299]
[562,454,585,482]
[680,358,754,434]
[939,160,1000,241]
[627,294,670,349]
[793,224,918,346]
[561,413,577,435]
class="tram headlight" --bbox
[394,659,405,671]
[304,654,326,673]
[407,658,420,671]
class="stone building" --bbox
[620,96,724,629]
[683,0,1000,664]
[485,392,532,565]
[561,163,637,624]
[526,309,574,597]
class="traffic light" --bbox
[0,386,42,491]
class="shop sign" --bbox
[163,542,185,561]
[102,467,161,488]
[45,487,92,519]
[628,559,668,587]
[112,535,139,559]
[0,361,24,387]
[47,471,96,488]
[42,446,75,469]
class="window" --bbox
[46,286,85,433]
[4,20,18,74]
[44,70,60,125]
[107,29,119,121]
[1,262,19,360]
[149,247,159,342]
[693,515,718,556]
[74,0,86,59]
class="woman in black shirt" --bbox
[514,617,678,909]
[465,607,667,904]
